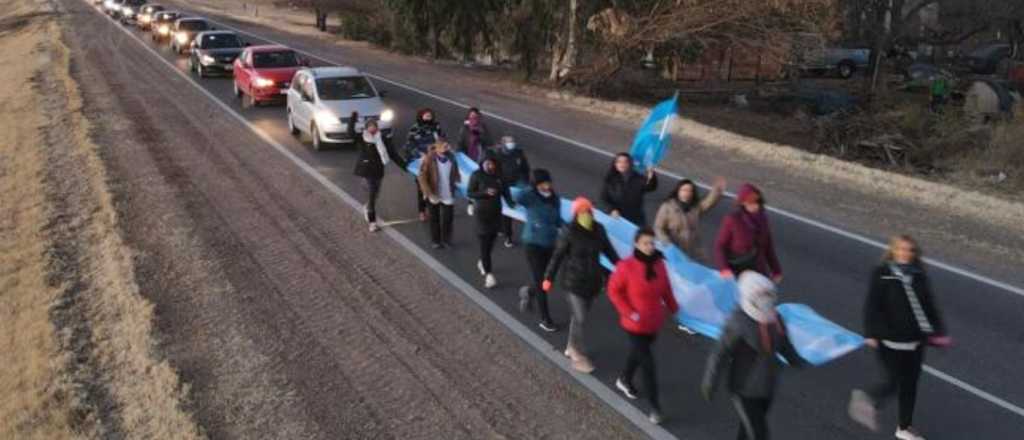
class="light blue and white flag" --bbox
[629,92,679,172]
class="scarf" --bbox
[675,198,696,213]
[633,249,664,281]
[436,153,449,164]
[364,130,388,166]
[889,263,934,335]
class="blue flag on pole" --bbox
[629,92,679,171]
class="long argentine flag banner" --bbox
[407,153,863,366]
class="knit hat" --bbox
[571,197,593,215]
[532,168,552,185]
[736,183,762,205]
[738,271,777,323]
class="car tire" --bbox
[838,61,855,79]
[288,111,300,137]
[312,124,323,151]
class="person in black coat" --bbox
[404,108,445,221]
[848,235,950,440]
[488,135,531,247]
[601,152,658,226]
[352,114,407,232]
[467,156,515,288]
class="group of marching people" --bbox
[348,106,950,440]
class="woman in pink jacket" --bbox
[714,183,782,283]
[607,227,680,425]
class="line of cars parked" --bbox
[91,1,395,150]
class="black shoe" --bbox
[538,320,558,332]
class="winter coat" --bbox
[457,120,494,162]
[714,208,782,277]
[544,222,620,297]
[417,151,460,202]
[653,188,722,261]
[607,254,679,335]
[486,147,531,187]
[702,311,804,399]
[600,172,658,225]
[353,126,407,180]
[467,169,514,235]
[864,264,946,343]
[516,189,563,248]
[403,119,445,161]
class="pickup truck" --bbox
[792,33,871,79]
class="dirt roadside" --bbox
[169,0,1024,281]
[56,0,648,438]
[0,0,202,438]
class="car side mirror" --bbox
[378,90,388,98]
[243,41,251,47]
[300,58,311,67]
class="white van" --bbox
[286,67,395,150]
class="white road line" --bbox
[205,18,1024,300]
[85,2,1024,425]
[81,4,675,439]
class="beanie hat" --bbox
[738,271,778,324]
[571,197,593,216]
[736,183,762,205]
[532,168,552,185]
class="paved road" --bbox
[73,1,1024,438]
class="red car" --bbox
[232,45,307,107]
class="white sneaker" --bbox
[484,274,497,289]
[895,427,926,440]
[848,389,879,432]
[467,204,474,216]
[648,410,663,425]
[615,378,638,400]
[677,324,697,335]
[362,204,370,222]
[477,260,486,276]
[368,222,380,232]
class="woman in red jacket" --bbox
[714,183,782,283]
[607,227,680,425]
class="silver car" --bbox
[286,67,394,151]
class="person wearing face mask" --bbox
[417,140,460,249]
[404,108,445,222]
[488,135,531,247]
[607,228,679,425]
[714,184,782,283]
[701,272,806,440]
[541,197,619,374]
[654,177,726,263]
[601,153,658,226]
[848,235,949,440]
[458,107,493,217]
[515,169,562,332]
[351,114,407,232]
[467,157,516,289]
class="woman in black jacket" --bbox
[467,157,515,289]
[543,197,620,373]
[848,235,950,440]
[352,114,406,232]
[404,108,445,221]
[702,271,805,440]
[601,153,658,226]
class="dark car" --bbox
[964,43,1012,75]
[136,4,165,30]
[170,18,212,54]
[189,31,246,78]
[117,0,147,24]
[150,11,182,43]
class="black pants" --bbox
[479,232,498,273]
[622,332,660,411]
[416,185,427,214]
[524,244,554,323]
[501,216,514,239]
[427,202,454,245]
[363,177,382,223]
[732,396,773,440]
[867,345,924,429]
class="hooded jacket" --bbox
[607,253,679,335]
[653,185,723,260]
[417,148,460,202]
[487,146,531,187]
[467,166,514,235]
[714,203,781,277]
[353,124,406,180]
[457,119,493,162]
[702,311,804,399]
[600,171,658,225]
[404,112,445,160]
[864,263,946,343]
[544,221,620,297]
[516,188,563,248]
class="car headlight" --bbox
[140,15,151,23]
[175,32,189,44]
[253,77,275,88]
[315,109,341,127]
[158,25,169,35]
[200,54,216,65]
[380,109,394,123]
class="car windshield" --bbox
[252,51,299,68]
[315,76,376,100]
[201,34,241,49]
[178,20,208,32]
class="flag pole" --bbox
[658,90,680,141]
